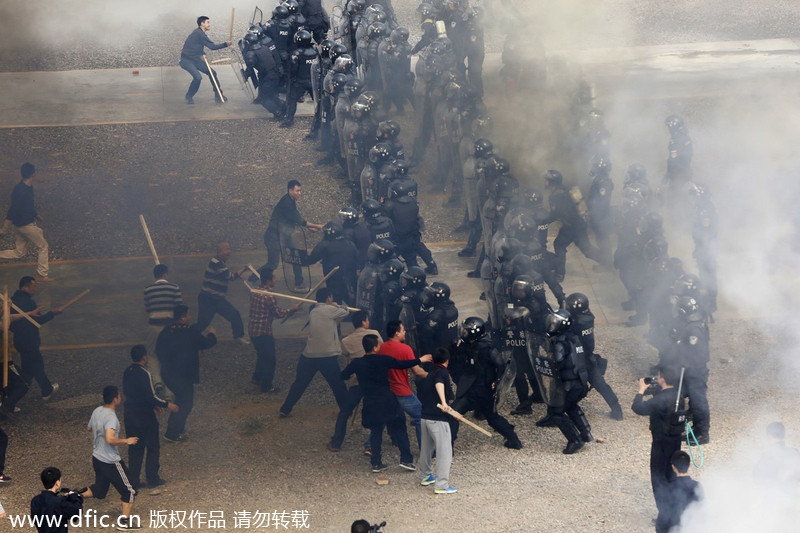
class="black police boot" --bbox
[425,262,438,275]
[503,435,523,450]
[609,406,624,420]
[626,313,647,326]
[510,404,533,416]
[458,247,476,257]
[563,440,584,455]
[535,414,556,427]
[467,270,481,278]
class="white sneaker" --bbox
[42,383,59,401]
[236,337,251,345]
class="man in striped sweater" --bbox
[143,264,182,396]
[196,242,250,344]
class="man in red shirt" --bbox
[249,267,300,392]
[380,320,428,449]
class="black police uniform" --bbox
[570,310,622,418]
[542,330,593,445]
[547,183,604,279]
[284,43,319,125]
[385,195,435,269]
[451,335,522,449]
[673,315,710,440]
[306,237,359,304]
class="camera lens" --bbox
[644,377,653,385]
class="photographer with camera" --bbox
[632,365,684,528]
[30,466,84,533]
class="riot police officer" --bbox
[338,206,371,270]
[538,310,593,454]
[356,238,396,335]
[397,266,428,355]
[587,155,614,265]
[451,317,523,450]
[384,179,438,274]
[417,282,459,357]
[378,27,414,114]
[544,169,606,281]
[379,258,405,323]
[690,183,718,319]
[283,30,319,127]
[306,221,359,304]
[663,114,693,191]
[361,199,395,244]
[243,32,286,119]
[300,0,330,44]
[565,293,623,420]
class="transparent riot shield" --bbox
[356,262,379,311]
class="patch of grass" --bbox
[241,416,266,436]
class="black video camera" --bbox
[370,521,386,533]
[58,487,87,498]
[642,376,661,395]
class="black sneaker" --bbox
[116,516,141,530]
[458,247,476,257]
[371,463,388,473]
[695,434,710,445]
[510,405,533,416]
[609,407,624,421]
[503,437,523,450]
[147,478,166,488]
[466,270,481,278]
[185,96,194,105]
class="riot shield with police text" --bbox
[527,332,565,408]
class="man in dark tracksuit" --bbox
[632,366,684,523]
[8,276,63,407]
[123,345,178,489]
[30,466,83,533]
[179,16,231,104]
[157,306,217,442]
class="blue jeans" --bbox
[396,394,422,450]
[179,57,222,99]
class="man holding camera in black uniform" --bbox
[30,466,84,533]
[632,366,684,528]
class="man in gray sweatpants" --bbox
[418,348,457,494]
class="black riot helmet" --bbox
[676,296,704,322]
[390,178,418,200]
[392,159,409,178]
[243,32,261,46]
[472,115,493,138]
[319,39,336,58]
[330,73,349,95]
[330,43,348,63]
[369,142,392,165]
[361,198,383,219]
[461,316,486,342]
[400,266,427,290]
[523,188,543,207]
[273,5,290,20]
[358,91,381,110]
[624,163,647,185]
[350,101,370,119]
[322,221,344,240]
[367,239,396,263]
[283,0,300,15]
[380,258,404,282]
[390,27,410,44]
[509,254,533,279]
[493,157,511,175]
[493,175,518,200]
[473,138,494,159]
[545,309,573,336]
[247,24,265,40]
[333,55,355,73]
[688,182,710,199]
[344,77,365,99]
[496,237,522,264]
[422,282,450,307]
[565,293,590,314]
[417,2,434,18]
[294,29,313,48]
[376,120,401,141]
[589,154,611,177]
[675,273,700,297]
[348,0,366,14]
[544,169,563,186]
[338,206,359,227]
[508,214,536,241]
[368,22,388,39]
[665,114,686,134]
[511,272,546,302]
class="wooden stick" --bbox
[3,285,8,388]
[59,289,91,311]
[210,57,232,64]
[0,293,41,329]
[203,55,225,103]
[247,265,261,281]
[251,289,359,312]
[438,404,492,437]
[280,266,340,324]
[229,7,235,42]
[139,215,159,265]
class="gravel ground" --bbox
[0,1,799,532]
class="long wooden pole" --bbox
[59,289,91,311]
[251,289,359,312]
[3,285,8,388]
[280,266,340,324]
[0,293,41,329]
[438,404,492,437]
[203,55,225,103]
[139,215,159,265]
[229,7,236,42]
